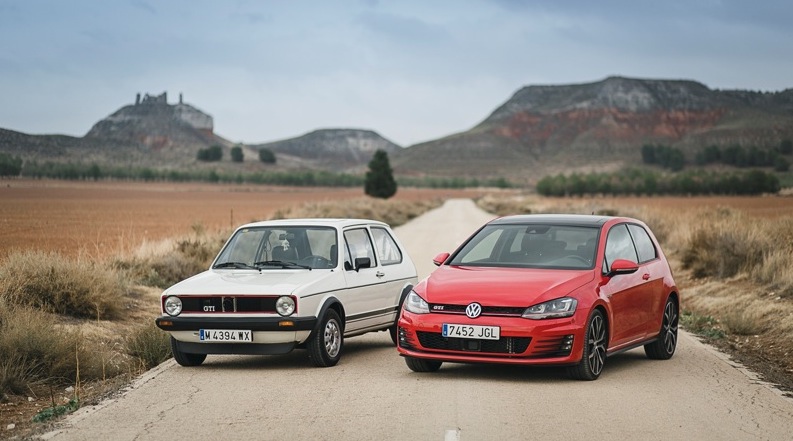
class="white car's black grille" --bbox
[179,296,279,313]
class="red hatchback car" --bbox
[396,214,679,380]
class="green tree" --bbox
[230,146,244,163]
[364,150,397,199]
[780,139,793,155]
[258,148,276,164]
[197,145,223,162]
[0,153,23,176]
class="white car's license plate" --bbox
[199,329,253,342]
[442,323,500,340]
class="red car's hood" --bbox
[422,265,595,306]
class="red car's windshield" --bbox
[449,224,600,269]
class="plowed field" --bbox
[0,179,487,259]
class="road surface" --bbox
[42,199,793,441]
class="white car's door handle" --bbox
[376,271,385,278]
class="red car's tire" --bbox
[405,356,442,373]
[568,309,607,381]
[645,296,678,360]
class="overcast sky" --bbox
[1,0,791,147]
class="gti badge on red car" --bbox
[396,214,679,380]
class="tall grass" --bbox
[0,302,121,398]
[0,250,127,320]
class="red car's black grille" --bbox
[529,335,574,358]
[178,296,279,313]
[416,331,531,354]
[428,304,525,317]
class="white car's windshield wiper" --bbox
[253,260,312,270]
[213,261,257,269]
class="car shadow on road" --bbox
[196,333,396,371]
[402,348,651,383]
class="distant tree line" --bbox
[642,139,792,172]
[536,168,780,196]
[16,160,509,189]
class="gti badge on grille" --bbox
[465,302,482,319]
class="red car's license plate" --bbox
[442,324,500,340]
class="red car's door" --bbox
[627,224,667,336]
[601,224,648,348]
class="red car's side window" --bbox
[604,224,639,272]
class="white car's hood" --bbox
[164,269,342,297]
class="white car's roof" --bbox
[237,218,390,230]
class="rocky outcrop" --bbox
[85,92,217,150]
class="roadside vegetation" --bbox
[13,160,513,189]
[0,196,443,434]
[476,193,793,393]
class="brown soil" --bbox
[0,179,488,260]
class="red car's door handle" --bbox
[642,273,650,280]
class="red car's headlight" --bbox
[404,290,430,314]
[522,297,577,320]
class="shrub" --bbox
[197,145,223,162]
[258,148,276,164]
[0,152,23,176]
[230,146,244,163]
[118,235,225,288]
[0,304,107,395]
[126,322,171,370]
[0,250,126,320]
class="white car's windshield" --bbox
[214,226,338,270]
[449,224,599,269]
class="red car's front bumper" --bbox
[396,310,588,366]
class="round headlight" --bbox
[164,296,183,316]
[276,296,296,316]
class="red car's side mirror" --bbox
[433,252,450,266]
[607,259,639,277]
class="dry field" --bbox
[0,179,488,260]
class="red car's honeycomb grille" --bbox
[416,331,531,355]
[429,304,525,317]
[179,296,279,313]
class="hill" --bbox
[250,129,402,173]
[392,76,793,183]
[2,78,792,183]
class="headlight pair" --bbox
[163,295,296,317]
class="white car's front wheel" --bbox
[170,337,207,367]
[307,309,343,367]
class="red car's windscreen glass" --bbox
[450,224,599,269]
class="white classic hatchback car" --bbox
[155,218,417,367]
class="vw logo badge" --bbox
[465,302,482,319]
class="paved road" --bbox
[43,200,793,441]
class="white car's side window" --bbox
[343,228,376,269]
[371,227,402,265]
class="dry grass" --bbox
[0,250,127,320]
[269,196,444,227]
